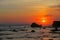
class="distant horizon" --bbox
[0,20,60,24]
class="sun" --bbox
[41,19,49,26]
[41,17,46,23]
[42,20,46,23]
[40,16,53,26]
[35,15,53,26]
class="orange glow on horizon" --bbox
[35,15,54,26]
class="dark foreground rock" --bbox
[31,30,35,32]
[52,21,60,31]
[12,29,18,32]
[31,22,42,28]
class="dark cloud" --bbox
[48,5,60,21]
[48,5,60,11]
[49,5,60,8]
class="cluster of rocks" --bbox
[30,22,42,32]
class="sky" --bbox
[0,0,60,24]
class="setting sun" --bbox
[35,15,54,26]
[42,20,46,23]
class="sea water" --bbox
[0,25,60,40]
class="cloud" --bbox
[0,0,60,23]
[47,5,60,21]
[50,5,60,7]
[0,0,60,14]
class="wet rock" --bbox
[52,21,60,31]
[6,37,13,39]
[31,30,35,32]
[0,38,3,40]
[49,39,53,40]
[53,36,57,38]
[53,21,60,27]
[12,29,18,32]
[31,22,42,28]
[0,30,2,31]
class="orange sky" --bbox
[0,6,60,25]
[0,0,60,25]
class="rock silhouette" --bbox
[52,21,60,31]
[31,30,35,32]
[12,29,18,32]
[31,22,42,28]
[53,21,60,27]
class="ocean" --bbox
[0,25,60,40]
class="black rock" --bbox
[31,22,42,28]
[31,30,35,32]
[49,39,53,40]
[52,21,60,31]
[12,29,17,32]
[53,36,57,38]
[53,21,60,27]
[0,29,2,31]
[6,37,13,39]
